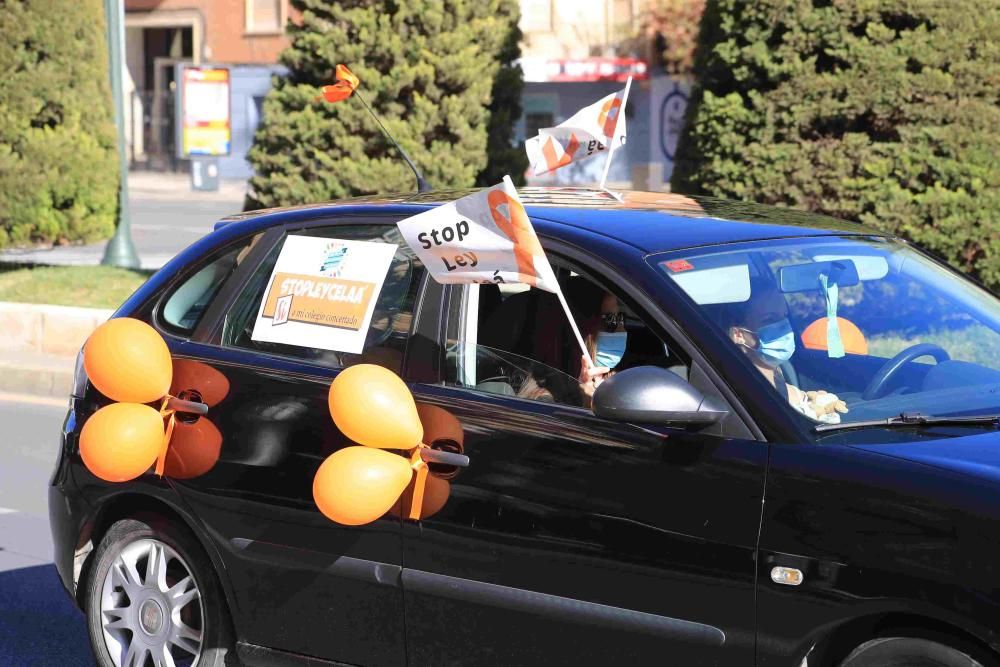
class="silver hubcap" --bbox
[100,538,204,667]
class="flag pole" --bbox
[598,75,632,192]
[353,90,432,193]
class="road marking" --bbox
[0,392,67,408]
[0,507,16,515]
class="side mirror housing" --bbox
[592,366,729,427]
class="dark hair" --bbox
[563,277,607,334]
[713,277,784,332]
[526,277,607,382]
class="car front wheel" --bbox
[83,516,233,667]
[840,637,987,667]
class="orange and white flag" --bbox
[525,86,628,177]
[396,176,559,293]
[320,64,360,103]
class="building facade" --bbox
[120,0,692,188]
[123,0,295,178]
[517,0,692,189]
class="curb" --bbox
[0,246,175,271]
[0,355,75,398]
[0,302,112,397]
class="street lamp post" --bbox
[101,0,140,269]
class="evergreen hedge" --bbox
[0,0,118,248]
[247,0,524,208]
[476,1,527,187]
[673,0,1000,291]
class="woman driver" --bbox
[725,278,848,423]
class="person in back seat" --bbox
[513,278,625,407]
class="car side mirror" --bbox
[592,366,729,427]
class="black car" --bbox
[50,189,1000,667]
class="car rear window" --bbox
[159,236,261,334]
[221,225,425,375]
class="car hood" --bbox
[853,429,1000,483]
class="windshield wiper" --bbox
[814,412,1000,433]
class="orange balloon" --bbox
[80,403,164,482]
[164,418,222,479]
[84,318,172,403]
[313,446,413,525]
[801,317,869,355]
[328,364,423,449]
[416,403,464,449]
[170,359,230,408]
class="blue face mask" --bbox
[596,331,627,369]
[754,318,795,368]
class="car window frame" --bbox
[190,214,440,382]
[156,213,764,440]
[189,227,284,343]
[439,233,761,441]
[150,229,280,342]
[642,236,904,445]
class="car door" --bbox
[149,220,435,666]
[399,257,767,665]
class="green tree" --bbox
[673,0,1000,291]
[475,0,527,187]
[643,0,706,75]
[0,0,118,248]
[247,0,524,208]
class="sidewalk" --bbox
[0,302,114,397]
[0,171,247,271]
[127,170,248,202]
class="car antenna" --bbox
[352,90,432,194]
[321,65,432,194]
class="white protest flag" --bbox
[397,176,559,293]
[525,81,629,177]
[396,176,593,364]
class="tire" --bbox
[82,516,234,667]
[840,637,986,667]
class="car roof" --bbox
[216,187,881,254]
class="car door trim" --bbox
[402,568,726,646]
[236,641,354,667]
[229,538,402,587]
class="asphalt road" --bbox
[128,197,244,261]
[0,394,95,666]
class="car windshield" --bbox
[653,236,1000,429]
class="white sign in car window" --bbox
[250,236,398,354]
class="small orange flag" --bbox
[321,64,359,103]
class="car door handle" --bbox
[165,396,209,416]
[418,448,470,468]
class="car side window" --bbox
[222,225,425,375]
[159,235,262,334]
[445,264,690,408]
